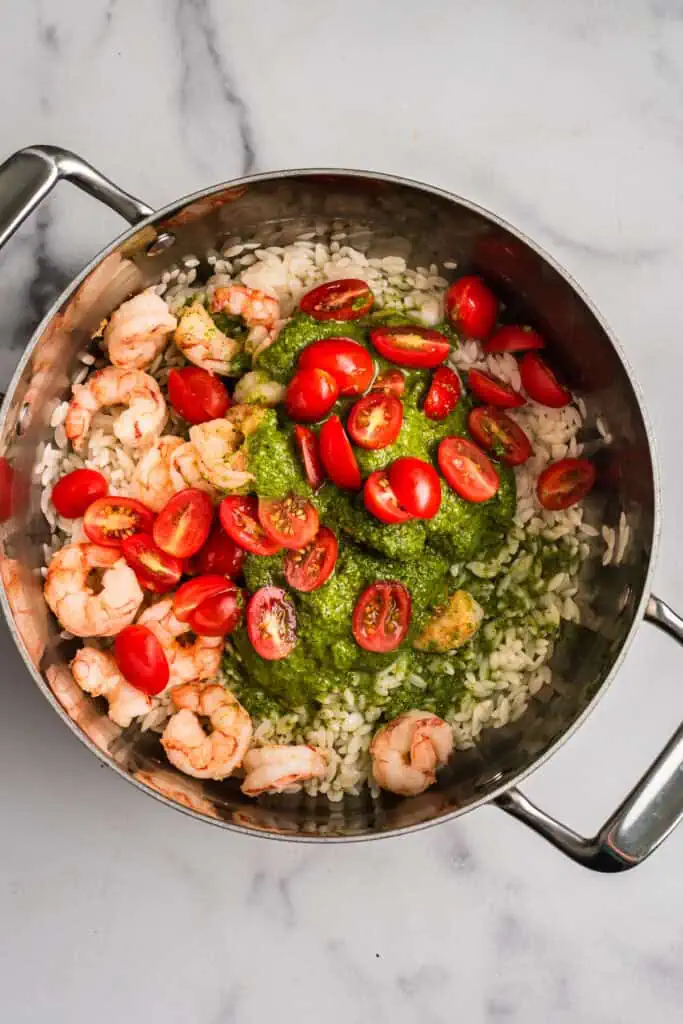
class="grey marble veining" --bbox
[2,2,683,1022]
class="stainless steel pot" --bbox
[1,144,681,868]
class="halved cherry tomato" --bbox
[318,415,361,490]
[352,581,412,653]
[285,368,339,422]
[84,497,155,547]
[363,470,413,524]
[247,586,297,660]
[423,366,462,421]
[468,407,533,466]
[219,496,282,556]
[537,457,595,511]
[520,353,571,408]
[485,324,545,354]
[51,468,108,519]
[189,522,245,578]
[174,575,236,621]
[299,279,373,321]
[445,276,498,340]
[347,393,403,450]
[167,367,230,424]
[299,338,374,396]
[438,437,500,503]
[387,457,441,519]
[293,425,325,491]
[258,495,319,550]
[371,369,406,397]
[284,526,338,592]
[188,585,244,637]
[114,624,169,696]
[121,533,184,593]
[369,325,450,369]
[468,369,525,409]
[153,488,213,558]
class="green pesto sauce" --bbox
[246,410,311,499]
[257,313,367,382]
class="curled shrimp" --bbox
[240,744,328,797]
[44,542,144,637]
[169,441,221,501]
[71,647,154,727]
[174,302,241,376]
[210,284,280,362]
[233,370,285,407]
[131,435,184,512]
[413,591,483,652]
[137,598,223,687]
[370,710,453,797]
[161,682,252,780]
[65,367,167,453]
[105,291,177,370]
[189,404,266,492]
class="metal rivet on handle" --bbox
[146,232,176,256]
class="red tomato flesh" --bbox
[485,325,545,354]
[284,527,339,593]
[219,496,282,556]
[363,470,413,524]
[299,338,374,396]
[52,469,108,519]
[173,575,236,622]
[371,369,406,397]
[352,581,412,653]
[153,488,213,558]
[318,415,362,490]
[121,533,184,593]
[468,406,533,466]
[537,458,595,511]
[257,495,319,550]
[347,393,403,450]
[468,369,525,409]
[167,367,230,424]
[438,437,500,503]
[187,584,243,637]
[520,353,571,408]
[247,586,298,660]
[423,367,462,421]
[299,279,373,321]
[84,497,155,547]
[189,522,245,579]
[285,368,339,422]
[387,457,441,519]
[114,624,169,696]
[370,325,450,369]
[293,425,326,491]
[445,276,498,340]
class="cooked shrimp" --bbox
[413,591,483,652]
[161,682,252,780]
[240,744,327,797]
[131,435,184,512]
[189,404,266,492]
[210,284,280,362]
[65,367,167,453]
[233,370,285,407]
[137,598,223,687]
[370,710,453,797]
[71,647,153,727]
[174,302,241,376]
[44,542,144,637]
[168,441,221,500]
[105,291,177,370]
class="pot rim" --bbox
[0,166,662,841]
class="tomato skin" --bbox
[121,533,184,593]
[363,470,413,524]
[468,407,533,466]
[485,325,545,354]
[84,497,155,547]
[114,625,169,696]
[387,457,441,519]
[187,584,244,637]
[371,369,406,397]
[293,425,325,491]
[520,353,571,408]
[537,457,595,511]
[247,586,298,660]
[369,325,450,369]
[257,496,319,550]
[51,469,108,519]
[347,393,403,450]
[467,369,525,409]
[438,437,500,503]
[423,367,462,421]
[167,367,230,424]
[285,368,339,422]
[284,527,338,593]
[189,522,245,578]
[352,581,412,653]
[445,276,498,340]
[299,338,374,396]
[152,488,213,559]
[299,279,373,321]
[219,496,282,556]
[173,575,236,621]
[0,457,14,521]
[318,415,362,490]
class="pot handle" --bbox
[495,594,683,871]
[0,145,153,249]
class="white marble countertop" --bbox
[2,2,683,1021]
